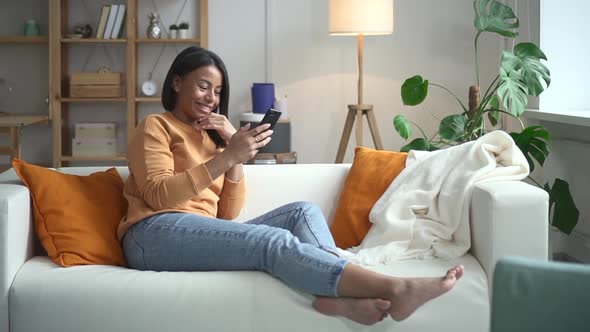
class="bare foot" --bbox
[312,297,391,325]
[388,265,464,321]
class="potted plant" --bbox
[169,24,178,39]
[178,22,189,39]
[393,0,579,235]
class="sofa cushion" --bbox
[9,254,489,332]
[11,159,128,267]
[331,147,407,249]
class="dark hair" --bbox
[162,46,230,148]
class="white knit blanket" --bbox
[337,130,530,264]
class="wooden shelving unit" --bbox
[61,38,127,44]
[60,97,127,103]
[135,38,201,44]
[61,155,128,162]
[49,0,208,167]
[0,32,49,165]
[135,97,160,103]
[0,36,48,44]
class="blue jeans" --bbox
[122,201,348,296]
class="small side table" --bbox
[0,114,49,161]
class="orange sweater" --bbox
[117,112,246,240]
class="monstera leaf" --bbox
[486,95,501,126]
[400,138,439,153]
[545,179,579,235]
[510,125,550,173]
[439,114,467,142]
[474,0,519,38]
[393,115,413,140]
[401,75,428,106]
[497,68,529,117]
[501,43,551,96]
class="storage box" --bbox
[72,138,117,157]
[75,123,117,139]
[70,72,123,98]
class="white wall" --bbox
[210,0,502,163]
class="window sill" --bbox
[523,109,590,128]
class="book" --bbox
[103,4,119,39]
[110,4,126,39]
[96,5,110,38]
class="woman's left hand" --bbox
[193,113,237,142]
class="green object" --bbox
[491,256,590,332]
[24,19,40,36]
[394,0,578,234]
[393,115,412,140]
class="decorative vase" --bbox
[147,12,162,39]
[24,19,40,36]
[169,29,178,39]
[178,29,189,39]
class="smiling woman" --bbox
[161,46,231,148]
[118,46,465,326]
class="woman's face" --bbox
[173,64,223,125]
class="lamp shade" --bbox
[329,0,394,36]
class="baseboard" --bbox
[553,252,582,263]
[561,230,590,263]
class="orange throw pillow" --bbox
[331,147,407,249]
[12,159,128,267]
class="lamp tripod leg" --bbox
[355,110,363,146]
[365,109,383,150]
[335,108,356,163]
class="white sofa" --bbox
[0,164,548,332]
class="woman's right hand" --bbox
[222,123,273,165]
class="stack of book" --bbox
[96,4,127,39]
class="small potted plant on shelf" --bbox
[169,24,178,39]
[178,22,189,39]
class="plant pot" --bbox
[169,30,178,39]
[178,29,189,39]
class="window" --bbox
[539,0,590,115]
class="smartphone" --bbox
[258,108,282,130]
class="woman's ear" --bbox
[173,76,181,92]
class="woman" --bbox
[119,46,464,326]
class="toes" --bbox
[445,269,457,281]
[375,299,391,311]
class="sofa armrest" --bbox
[0,184,34,332]
[470,181,549,289]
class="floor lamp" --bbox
[329,0,394,163]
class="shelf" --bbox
[61,155,127,162]
[136,38,200,44]
[0,36,48,44]
[61,97,127,103]
[135,97,160,103]
[0,114,49,127]
[48,0,209,167]
[61,38,127,44]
